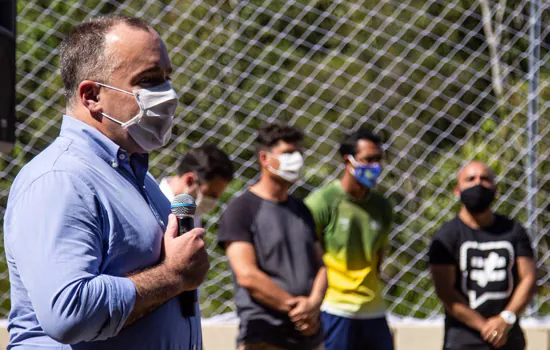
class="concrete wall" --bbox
[201,323,550,350]
[0,323,548,349]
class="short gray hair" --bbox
[59,15,150,106]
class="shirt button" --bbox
[160,220,165,226]
[118,153,126,160]
[111,161,118,168]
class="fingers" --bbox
[164,214,178,239]
[495,335,508,348]
[290,312,308,323]
[298,319,320,336]
[492,332,507,348]
[486,330,505,347]
[288,304,304,318]
[286,297,300,307]
[483,329,497,343]
[481,324,497,341]
[481,322,494,340]
[294,319,308,330]
[188,227,206,239]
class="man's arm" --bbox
[430,264,487,331]
[308,243,328,306]
[480,257,537,347]
[503,257,537,315]
[288,243,327,334]
[5,172,208,344]
[225,241,294,313]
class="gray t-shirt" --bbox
[218,190,323,350]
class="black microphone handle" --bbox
[176,215,198,317]
[177,215,195,236]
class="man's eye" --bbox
[139,77,165,85]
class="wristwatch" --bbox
[500,310,517,325]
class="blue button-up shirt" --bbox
[4,116,202,349]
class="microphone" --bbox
[170,193,198,317]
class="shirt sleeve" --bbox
[515,222,535,258]
[4,171,136,344]
[429,224,456,265]
[304,191,330,243]
[297,199,319,243]
[217,195,256,248]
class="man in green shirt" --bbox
[305,127,393,350]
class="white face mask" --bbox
[267,151,304,183]
[195,191,219,216]
[97,81,178,152]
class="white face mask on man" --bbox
[96,81,179,152]
[267,151,304,183]
[195,191,219,217]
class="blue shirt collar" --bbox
[59,115,150,186]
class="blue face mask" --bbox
[348,155,382,188]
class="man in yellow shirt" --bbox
[305,127,393,350]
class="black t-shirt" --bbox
[429,214,534,349]
[218,191,323,350]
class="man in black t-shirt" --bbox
[429,161,537,350]
[218,123,326,350]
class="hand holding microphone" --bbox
[163,194,210,317]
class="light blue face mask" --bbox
[348,155,382,188]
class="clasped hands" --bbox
[480,316,513,348]
[286,296,321,336]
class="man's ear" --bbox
[79,80,102,113]
[180,172,199,197]
[182,172,197,187]
[258,150,268,167]
[453,185,460,198]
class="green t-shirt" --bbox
[305,180,392,318]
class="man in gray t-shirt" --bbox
[218,123,326,350]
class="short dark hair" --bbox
[256,123,304,151]
[176,145,234,182]
[59,15,151,105]
[339,127,381,157]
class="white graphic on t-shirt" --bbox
[470,252,507,288]
[459,241,514,309]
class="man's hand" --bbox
[481,316,512,348]
[287,296,321,335]
[162,214,210,291]
[126,214,210,327]
[295,317,321,336]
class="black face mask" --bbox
[460,185,496,214]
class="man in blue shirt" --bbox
[3,15,209,349]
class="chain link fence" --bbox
[1,0,549,319]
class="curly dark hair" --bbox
[338,127,381,157]
[256,122,304,151]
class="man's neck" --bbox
[250,175,290,202]
[340,172,370,200]
[458,207,495,229]
[68,109,141,155]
